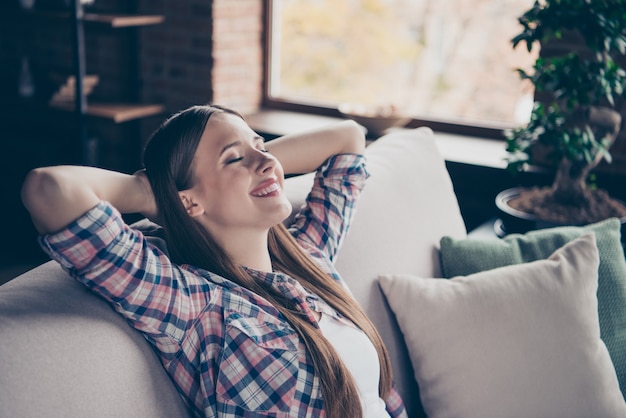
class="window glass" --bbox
[268,0,539,127]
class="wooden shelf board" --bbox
[87,103,165,122]
[83,13,165,28]
[51,102,165,123]
[29,11,164,28]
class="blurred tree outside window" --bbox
[267,0,540,128]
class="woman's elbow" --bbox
[341,119,367,154]
[21,168,65,215]
[22,169,46,210]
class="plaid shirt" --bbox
[40,154,407,418]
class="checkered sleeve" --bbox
[289,153,369,262]
[386,386,409,418]
[38,201,212,357]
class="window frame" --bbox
[261,0,514,140]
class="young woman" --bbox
[21,105,406,418]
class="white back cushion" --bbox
[285,127,467,415]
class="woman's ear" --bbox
[178,191,204,217]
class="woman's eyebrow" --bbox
[219,140,242,156]
[220,135,264,156]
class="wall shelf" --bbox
[50,102,165,123]
[66,0,164,165]
[11,2,166,166]
[83,13,164,27]
[24,11,164,28]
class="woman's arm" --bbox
[265,119,366,175]
[21,166,155,235]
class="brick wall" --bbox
[138,0,264,142]
[93,0,265,116]
[139,0,214,115]
[211,0,264,114]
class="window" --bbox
[265,0,539,137]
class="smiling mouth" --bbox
[251,181,281,197]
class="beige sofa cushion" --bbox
[339,128,467,415]
[285,128,468,415]
[0,262,190,417]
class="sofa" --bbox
[1,128,625,417]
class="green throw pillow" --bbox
[440,218,626,399]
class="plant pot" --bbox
[495,188,558,237]
[494,187,626,242]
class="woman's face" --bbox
[182,112,292,236]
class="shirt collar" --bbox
[243,267,322,325]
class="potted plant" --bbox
[500,0,626,232]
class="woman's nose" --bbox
[255,150,275,174]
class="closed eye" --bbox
[226,156,243,164]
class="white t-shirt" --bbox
[318,313,391,417]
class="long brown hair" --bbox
[142,105,392,417]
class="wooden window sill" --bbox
[245,109,509,170]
